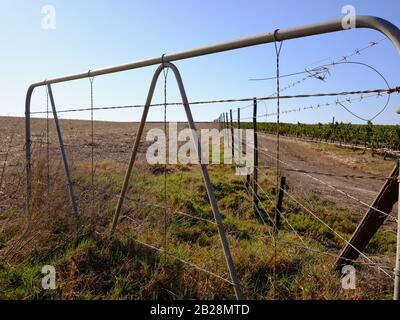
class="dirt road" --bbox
[257,133,396,214]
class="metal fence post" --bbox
[47,84,80,220]
[225,112,229,149]
[237,107,241,166]
[230,109,234,159]
[224,113,227,129]
[275,176,286,233]
[245,103,250,191]
[394,159,400,300]
[252,98,259,215]
[237,108,240,130]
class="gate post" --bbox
[110,62,243,300]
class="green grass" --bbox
[0,159,396,300]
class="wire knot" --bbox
[161,53,168,68]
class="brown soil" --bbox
[258,133,397,217]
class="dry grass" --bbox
[0,118,396,300]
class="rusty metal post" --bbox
[275,176,286,232]
[252,98,259,215]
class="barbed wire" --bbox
[31,86,400,115]
[248,38,386,96]
[257,165,389,181]
[251,166,395,276]
[233,154,393,275]
[234,90,396,121]
[126,236,234,285]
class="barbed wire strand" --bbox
[249,165,394,277]
[248,37,386,96]
[31,86,400,115]
[232,138,393,274]
[273,32,283,298]
[162,59,170,262]
[89,75,95,215]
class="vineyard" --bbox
[240,121,400,150]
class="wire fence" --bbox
[1,34,398,300]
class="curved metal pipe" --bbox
[110,62,244,299]
[25,16,400,89]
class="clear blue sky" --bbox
[1,0,400,124]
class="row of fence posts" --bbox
[216,99,400,300]
[216,97,286,232]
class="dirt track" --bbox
[257,133,396,214]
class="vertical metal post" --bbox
[252,98,259,215]
[394,159,400,300]
[47,84,80,220]
[224,112,227,129]
[237,108,241,161]
[230,109,234,159]
[274,176,286,233]
[245,102,250,191]
[110,63,243,300]
[224,112,228,147]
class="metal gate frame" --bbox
[24,15,400,299]
[110,62,243,298]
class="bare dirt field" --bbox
[1,116,396,213]
[0,117,214,164]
